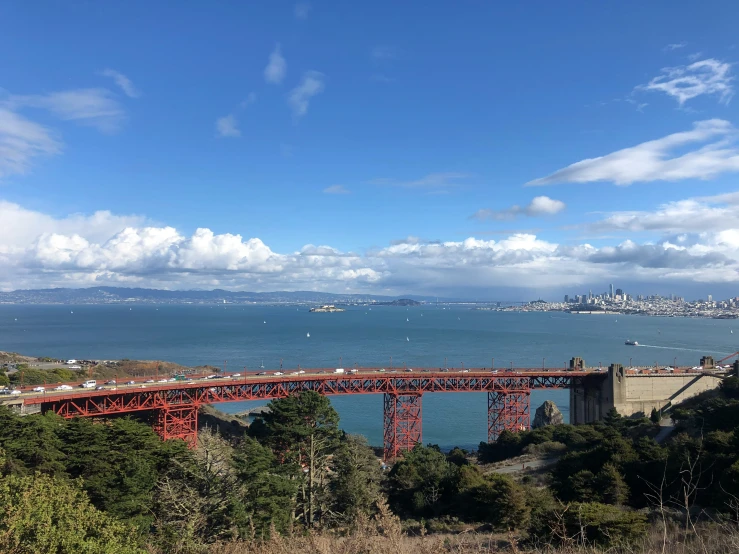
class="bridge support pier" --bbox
[488,378,531,442]
[383,392,422,461]
[155,404,199,448]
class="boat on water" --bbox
[306,332,310,338]
[625,339,638,346]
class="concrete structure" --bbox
[570,363,723,423]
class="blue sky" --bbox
[1,1,739,299]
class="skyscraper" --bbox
[610,284,614,298]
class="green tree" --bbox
[597,463,629,505]
[0,455,143,554]
[261,392,341,528]
[330,434,384,522]
[0,409,67,476]
[603,407,623,428]
[0,371,9,387]
[231,435,296,537]
[59,416,187,532]
[650,407,661,423]
[388,444,459,517]
[446,447,469,466]
[720,376,739,399]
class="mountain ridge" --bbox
[0,286,453,304]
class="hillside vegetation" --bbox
[1,379,739,552]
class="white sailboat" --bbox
[406,336,409,342]
[306,332,310,338]
[260,360,265,369]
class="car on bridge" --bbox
[231,373,241,378]
[55,384,73,391]
[257,372,267,376]
[32,386,45,392]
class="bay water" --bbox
[0,304,735,450]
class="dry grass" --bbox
[206,509,739,554]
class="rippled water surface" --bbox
[1,304,734,448]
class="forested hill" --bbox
[2,379,739,552]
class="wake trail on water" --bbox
[637,344,733,355]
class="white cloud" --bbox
[7,88,126,133]
[527,119,739,186]
[370,172,471,190]
[638,58,733,105]
[5,199,739,293]
[287,71,325,118]
[663,42,687,51]
[371,46,396,61]
[240,92,257,108]
[264,44,287,84]
[100,69,140,98]
[0,108,61,178]
[323,185,349,194]
[472,196,565,220]
[294,2,311,19]
[215,114,240,138]
[688,52,703,62]
[589,191,739,234]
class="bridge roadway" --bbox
[12,366,701,460]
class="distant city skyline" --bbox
[1,2,738,297]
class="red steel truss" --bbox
[383,393,422,461]
[23,370,603,458]
[154,405,198,448]
[488,377,531,442]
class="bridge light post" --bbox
[629,357,632,368]
[444,357,447,369]
[674,357,677,369]
[510,361,513,371]
[390,356,393,370]
[542,357,545,370]
[492,357,494,370]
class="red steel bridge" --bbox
[20,367,609,460]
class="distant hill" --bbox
[0,287,446,305]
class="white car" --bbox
[55,384,73,391]
[231,373,241,378]
[9,389,21,395]
[158,379,168,383]
[273,371,284,376]
[32,386,45,392]
[298,370,305,374]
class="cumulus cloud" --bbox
[264,44,287,84]
[638,58,733,105]
[215,114,240,138]
[323,185,349,194]
[287,71,325,118]
[472,196,565,221]
[527,119,739,186]
[0,108,61,178]
[5,200,739,294]
[100,69,140,98]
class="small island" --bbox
[309,304,345,313]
